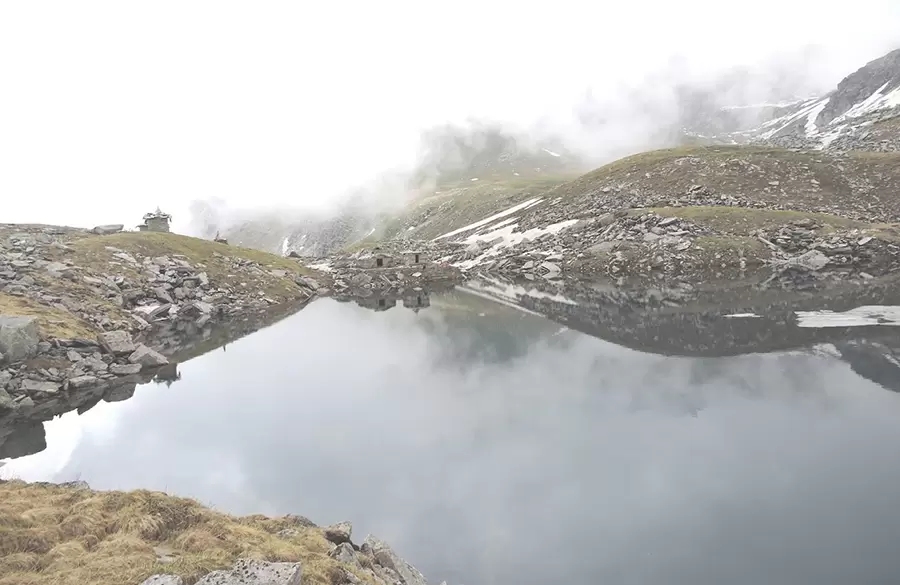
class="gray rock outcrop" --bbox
[362,535,429,585]
[98,330,136,355]
[0,316,40,362]
[128,344,169,367]
[193,559,302,585]
[90,224,124,235]
[324,521,352,545]
[139,576,184,585]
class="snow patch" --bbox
[796,305,900,328]
[724,313,760,318]
[542,148,561,157]
[804,99,829,136]
[830,82,894,125]
[468,276,577,305]
[281,237,290,256]
[434,198,544,240]
[453,218,579,270]
[307,261,333,272]
[759,97,829,140]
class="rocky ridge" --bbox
[0,225,325,449]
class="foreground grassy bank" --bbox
[0,480,363,585]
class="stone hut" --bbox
[402,250,429,266]
[360,250,397,269]
[359,295,397,312]
[403,291,431,311]
[138,207,172,233]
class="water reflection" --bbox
[3,283,900,585]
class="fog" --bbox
[2,1,899,231]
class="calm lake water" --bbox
[5,283,900,585]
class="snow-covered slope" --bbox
[742,48,900,151]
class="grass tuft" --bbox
[0,480,377,585]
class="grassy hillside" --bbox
[0,227,315,342]
[0,480,370,585]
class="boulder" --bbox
[104,383,136,402]
[324,521,353,545]
[0,387,15,410]
[361,535,428,585]
[0,369,11,387]
[154,287,174,304]
[68,375,99,389]
[110,363,142,375]
[328,542,361,567]
[0,315,40,362]
[128,345,169,367]
[194,559,302,585]
[179,301,213,317]
[22,379,60,394]
[139,576,184,585]
[91,224,124,235]
[98,330,136,355]
[66,350,83,362]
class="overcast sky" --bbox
[2,1,899,230]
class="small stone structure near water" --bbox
[138,208,172,233]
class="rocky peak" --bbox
[817,48,900,127]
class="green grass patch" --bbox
[642,206,864,235]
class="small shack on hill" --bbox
[138,208,172,233]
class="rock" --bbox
[110,363,142,375]
[66,349,83,362]
[104,383,136,402]
[0,370,11,387]
[22,379,60,394]
[154,287,174,304]
[328,542,361,567]
[139,576,184,585]
[179,301,213,318]
[194,559,302,585]
[0,315,40,362]
[779,249,830,271]
[0,387,15,410]
[81,356,109,372]
[198,272,209,287]
[128,345,169,367]
[297,276,321,291]
[45,261,73,275]
[68,375,99,389]
[324,521,353,545]
[97,330,136,355]
[658,217,678,227]
[90,224,124,235]
[858,236,874,246]
[361,535,428,585]
[135,303,172,320]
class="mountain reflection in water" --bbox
[4,277,900,585]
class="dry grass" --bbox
[0,293,95,339]
[0,481,374,585]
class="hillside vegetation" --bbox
[0,480,366,585]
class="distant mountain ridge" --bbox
[201,47,900,258]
